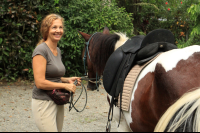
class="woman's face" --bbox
[47,19,64,42]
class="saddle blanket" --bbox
[117,53,162,111]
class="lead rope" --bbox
[69,77,102,112]
[69,79,87,112]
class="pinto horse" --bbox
[79,27,200,132]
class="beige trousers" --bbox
[32,99,64,132]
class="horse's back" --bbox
[156,45,200,72]
[153,45,200,132]
[130,45,200,102]
[123,45,200,132]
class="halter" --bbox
[83,32,97,75]
[82,32,101,91]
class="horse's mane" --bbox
[155,88,200,132]
[89,32,127,75]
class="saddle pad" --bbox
[117,53,162,111]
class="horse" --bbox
[79,27,200,132]
[79,28,120,91]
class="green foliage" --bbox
[176,2,200,48]
[115,0,199,47]
[57,0,133,76]
[0,0,40,81]
[0,0,133,81]
[188,3,200,35]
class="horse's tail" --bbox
[154,88,200,132]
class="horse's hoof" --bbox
[87,88,97,91]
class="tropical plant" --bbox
[114,0,199,48]
[188,3,200,36]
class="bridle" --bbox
[82,32,102,91]
[83,32,97,75]
[68,32,102,112]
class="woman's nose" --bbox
[56,28,60,32]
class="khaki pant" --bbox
[32,99,64,132]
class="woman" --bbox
[31,14,81,132]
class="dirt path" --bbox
[0,84,118,132]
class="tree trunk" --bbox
[115,0,141,35]
[132,0,141,35]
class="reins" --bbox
[69,76,102,113]
[69,79,87,112]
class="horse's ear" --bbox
[103,27,110,35]
[78,31,91,42]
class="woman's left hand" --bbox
[68,77,82,86]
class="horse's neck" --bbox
[114,33,129,51]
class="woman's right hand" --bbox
[64,83,76,94]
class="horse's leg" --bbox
[87,70,98,91]
[87,81,98,91]
[113,106,132,132]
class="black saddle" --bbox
[103,29,177,98]
[104,29,178,130]
[103,35,145,98]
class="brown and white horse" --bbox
[79,27,200,132]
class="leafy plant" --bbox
[188,3,200,36]
[115,0,199,45]
[0,0,40,82]
[0,0,134,81]
[49,0,134,76]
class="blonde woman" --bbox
[31,14,81,132]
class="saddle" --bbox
[104,29,178,130]
[103,29,177,98]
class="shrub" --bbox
[0,0,134,81]
[0,0,40,81]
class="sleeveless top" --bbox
[32,42,66,100]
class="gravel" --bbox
[0,84,118,132]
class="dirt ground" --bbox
[0,82,118,132]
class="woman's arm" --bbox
[61,77,82,85]
[32,55,76,93]
[61,77,70,83]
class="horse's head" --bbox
[78,27,129,90]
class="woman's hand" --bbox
[68,77,82,86]
[64,83,76,94]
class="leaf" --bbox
[3,51,9,56]
[16,33,24,40]
[0,38,2,44]
[11,77,15,81]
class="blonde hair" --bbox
[37,14,65,46]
